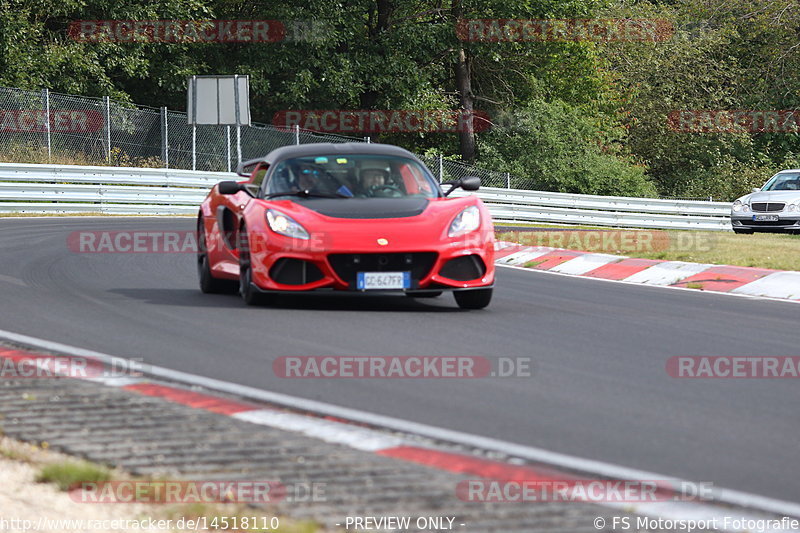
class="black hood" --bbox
[297,198,429,219]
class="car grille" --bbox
[747,220,796,226]
[328,252,437,289]
[751,202,785,212]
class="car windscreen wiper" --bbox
[265,187,352,200]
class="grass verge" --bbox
[35,460,113,491]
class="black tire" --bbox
[453,288,493,309]
[238,226,268,306]
[406,291,443,298]
[197,220,237,294]
[732,228,753,234]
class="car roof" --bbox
[261,143,418,166]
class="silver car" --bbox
[730,170,800,234]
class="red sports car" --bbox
[197,143,495,309]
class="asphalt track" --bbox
[1,218,799,503]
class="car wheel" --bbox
[454,288,492,310]
[238,226,268,306]
[406,291,443,298]
[732,228,753,234]
[197,219,237,294]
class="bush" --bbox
[478,100,657,197]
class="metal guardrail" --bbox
[451,188,731,230]
[0,162,732,230]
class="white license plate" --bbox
[753,215,779,221]
[357,271,411,290]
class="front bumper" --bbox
[248,232,495,292]
[249,283,495,296]
[731,212,800,231]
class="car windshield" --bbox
[264,154,440,199]
[761,172,800,191]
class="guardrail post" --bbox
[365,136,371,144]
[226,126,231,172]
[42,89,51,163]
[103,96,111,163]
[233,74,243,165]
[438,154,443,183]
[192,123,197,171]
[160,107,169,169]
[295,124,300,145]
[506,172,511,189]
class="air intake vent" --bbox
[439,255,486,281]
[269,258,324,285]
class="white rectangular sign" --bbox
[187,75,251,126]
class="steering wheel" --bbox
[370,184,404,198]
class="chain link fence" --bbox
[0,85,732,200]
[0,85,534,189]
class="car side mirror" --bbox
[443,175,481,196]
[752,188,761,193]
[460,176,481,191]
[218,181,246,195]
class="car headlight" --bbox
[448,205,481,237]
[789,202,800,212]
[732,200,751,213]
[266,209,309,240]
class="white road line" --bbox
[1,327,799,523]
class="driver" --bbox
[295,163,322,191]
[358,160,391,196]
